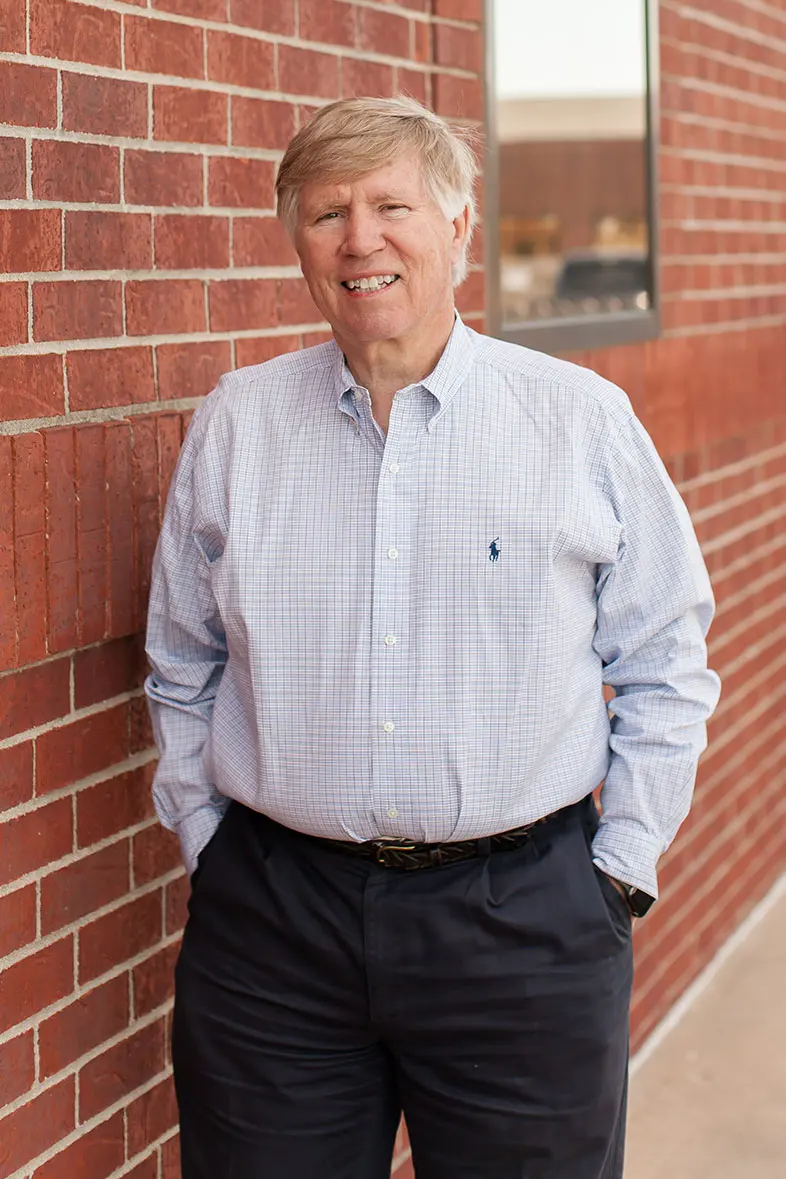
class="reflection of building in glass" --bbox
[498,96,649,322]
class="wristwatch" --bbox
[614,880,656,918]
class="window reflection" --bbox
[492,1,651,327]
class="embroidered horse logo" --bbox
[488,538,501,562]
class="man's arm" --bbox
[591,412,721,900]
[144,407,229,878]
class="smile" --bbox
[341,274,400,292]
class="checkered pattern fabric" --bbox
[145,317,720,894]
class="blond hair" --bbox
[275,96,479,285]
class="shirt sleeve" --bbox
[591,412,721,898]
[144,405,230,877]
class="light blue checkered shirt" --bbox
[145,316,720,895]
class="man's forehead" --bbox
[300,159,427,207]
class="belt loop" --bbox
[476,836,491,858]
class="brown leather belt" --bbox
[310,799,582,870]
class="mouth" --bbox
[341,274,400,295]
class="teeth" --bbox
[346,275,398,291]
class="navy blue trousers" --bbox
[173,797,633,1178]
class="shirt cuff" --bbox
[591,820,662,900]
[177,798,230,877]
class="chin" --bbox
[338,305,418,343]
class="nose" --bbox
[342,207,385,258]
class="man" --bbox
[145,96,720,1179]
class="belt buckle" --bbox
[373,839,418,867]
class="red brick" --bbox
[0,137,26,199]
[67,347,154,414]
[0,60,57,127]
[233,217,298,268]
[299,0,355,48]
[124,149,204,208]
[341,57,395,99]
[0,796,72,887]
[228,0,294,34]
[432,72,483,121]
[358,7,410,58]
[455,268,484,315]
[165,872,190,934]
[412,20,431,65]
[0,439,13,669]
[302,329,332,348]
[74,636,144,710]
[0,355,64,424]
[0,1032,34,1110]
[209,278,277,333]
[41,842,130,938]
[77,765,154,851]
[133,823,181,886]
[65,211,152,272]
[105,424,136,638]
[156,340,230,400]
[433,22,481,72]
[125,1154,159,1179]
[30,1113,125,1179]
[279,46,340,99]
[36,704,129,796]
[131,417,160,621]
[30,0,120,66]
[62,72,147,138]
[126,279,207,336]
[33,280,122,343]
[130,696,155,755]
[153,0,225,15]
[79,1018,165,1121]
[43,428,78,653]
[39,976,129,1078]
[157,413,182,504]
[133,941,179,1017]
[154,86,228,144]
[154,214,230,269]
[277,278,321,326]
[206,29,275,89]
[126,14,204,80]
[127,1075,178,1156]
[32,140,120,203]
[433,0,482,17]
[75,426,107,645]
[0,883,36,958]
[13,432,47,664]
[231,96,297,150]
[0,741,34,813]
[208,157,275,209]
[0,1077,75,1177]
[0,658,70,740]
[0,937,74,1033]
[0,283,27,347]
[0,209,61,274]
[235,334,300,368]
[161,1134,180,1179]
[79,890,162,984]
[0,0,25,52]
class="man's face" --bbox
[294,155,468,349]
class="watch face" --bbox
[628,888,656,918]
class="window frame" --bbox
[482,0,662,353]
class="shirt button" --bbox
[387,548,399,560]
[388,462,400,474]
[383,634,397,646]
[387,807,399,819]
[382,721,395,733]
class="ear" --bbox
[450,205,471,262]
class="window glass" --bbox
[491,0,653,331]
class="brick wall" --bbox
[0,1,482,1176]
[1,1,784,1178]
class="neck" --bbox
[337,307,456,431]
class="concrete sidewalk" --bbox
[624,875,786,1179]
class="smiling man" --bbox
[145,97,720,1179]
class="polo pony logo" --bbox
[488,538,501,562]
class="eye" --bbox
[315,210,342,223]
[381,204,408,215]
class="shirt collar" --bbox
[331,313,476,430]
